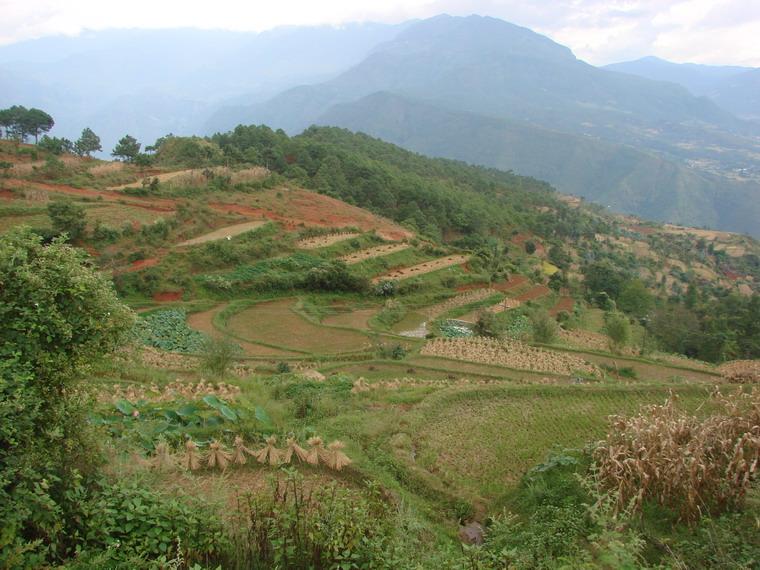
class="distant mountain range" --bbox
[0,24,408,151]
[605,56,760,121]
[1,16,759,235]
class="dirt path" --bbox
[372,255,469,283]
[176,220,268,247]
[340,243,409,264]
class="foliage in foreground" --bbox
[0,227,134,566]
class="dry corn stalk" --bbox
[594,389,760,523]
[283,437,310,464]
[254,435,281,466]
[182,439,202,471]
[325,441,352,471]
[207,439,232,471]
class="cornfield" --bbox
[421,337,600,377]
[594,389,760,522]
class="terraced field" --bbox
[372,255,469,283]
[296,232,361,249]
[340,243,410,264]
[225,298,373,354]
[176,220,268,247]
[407,384,716,498]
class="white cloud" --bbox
[1,0,759,66]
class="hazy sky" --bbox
[2,0,759,66]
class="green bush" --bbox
[0,228,133,566]
[82,480,227,566]
[531,311,558,344]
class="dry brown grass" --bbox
[594,389,760,522]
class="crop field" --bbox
[186,304,299,357]
[421,337,600,376]
[407,384,716,498]
[321,307,378,329]
[423,288,497,319]
[176,220,268,247]
[339,243,410,264]
[371,255,469,283]
[225,298,373,354]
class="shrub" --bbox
[594,390,760,523]
[200,336,243,378]
[605,313,630,352]
[473,310,503,338]
[531,311,558,344]
[47,199,87,241]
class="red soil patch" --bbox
[5,179,176,213]
[153,291,183,302]
[210,189,412,240]
[549,296,574,316]
[0,189,15,200]
[515,285,550,302]
[723,269,741,281]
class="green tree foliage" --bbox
[37,135,73,155]
[583,261,626,303]
[0,228,134,565]
[200,337,243,378]
[209,125,604,241]
[74,127,102,157]
[617,279,654,318]
[112,134,141,162]
[524,240,537,254]
[0,105,54,142]
[476,239,510,284]
[649,294,760,362]
[23,108,55,143]
[47,200,87,241]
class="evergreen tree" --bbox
[75,127,102,157]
